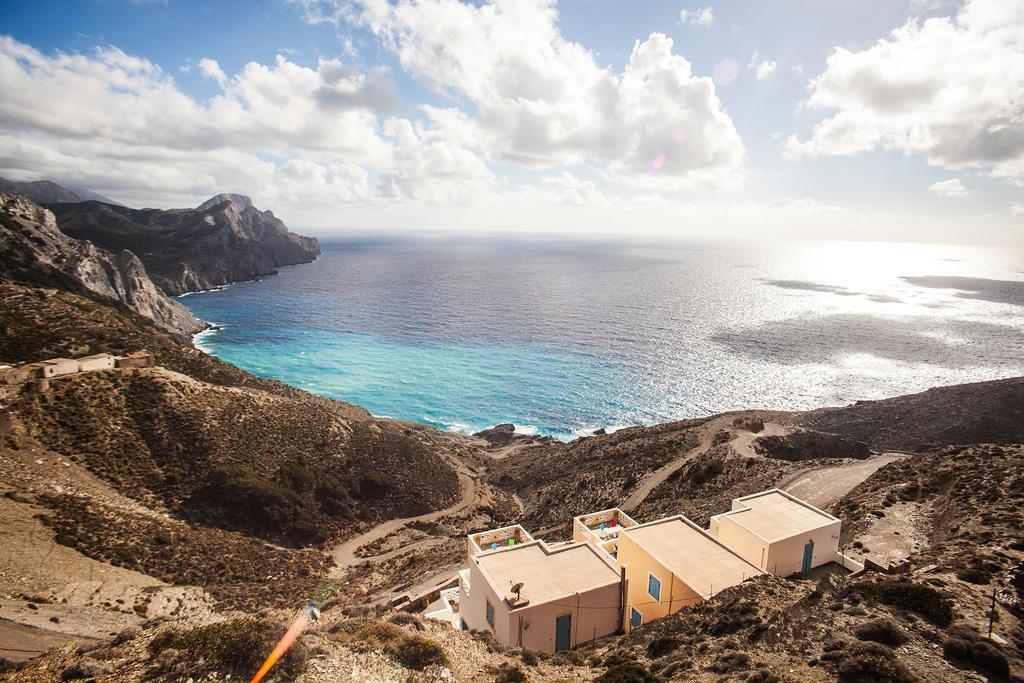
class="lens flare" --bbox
[250,613,308,683]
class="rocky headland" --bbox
[49,193,321,295]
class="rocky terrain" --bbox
[0,194,202,339]
[0,201,1022,680]
[49,194,320,295]
[797,377,1024,452]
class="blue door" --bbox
[555,614,572,651]
[801,541,814,577]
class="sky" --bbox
[1,0,1022,244]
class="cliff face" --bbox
[49,194,320,295]
[0,193,203,339]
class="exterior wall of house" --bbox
[461,560,514,644]
[616,532,702,633]
[506,582,621,651]
[764,520,841,577]
[77,355,115,372]
[460,557,620,651]
[713,515,770,570]
[43,359,78,377]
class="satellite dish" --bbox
[511,582,524,600]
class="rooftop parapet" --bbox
[573,507,638,557]
[467,524,534,558]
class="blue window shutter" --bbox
[648,573,662,601]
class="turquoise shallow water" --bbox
[181,237,1024,440]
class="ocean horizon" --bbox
[181,235,1024,441]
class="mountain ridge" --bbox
[0,176,122,206]
[49,194,321,295]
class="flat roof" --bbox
[723,490,837,542]
[622,516,762,598]
[475,541,619,607]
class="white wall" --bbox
[714,516,769,571]
[764,520,841,577]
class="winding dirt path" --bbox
[329,468,477,577]
[621,416,732,511]
[780,452,908,509]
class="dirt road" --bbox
[621,419,721,511]
[330,468,478,576]
[780,452,908,509]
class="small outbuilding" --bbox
[709,489,842,577]
[77,353,115,372]
[37,358,79,378]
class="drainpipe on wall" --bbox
[617,566,626,634]
[573,592,580,648]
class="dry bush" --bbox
[854,618,909,647]
[147,617,308,681]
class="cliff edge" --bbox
[0,193,203,338]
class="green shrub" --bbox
[857,579,955,626]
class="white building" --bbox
[709,489,846,577]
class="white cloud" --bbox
[791,64,803,76]
[379,112,496,204]
[679,7,714,27]
[197,57,226,86]
[298,0,745,191]
[1012,202,1024,217]
[786,0,1024,185]
[928,178,968,196]
[747,52,777,80]
[0,36,422,211]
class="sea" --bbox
[180,237,1024,441]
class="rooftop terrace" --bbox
[468,524,534,557]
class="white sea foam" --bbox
[191,326,223,353]
[569,424,632,440]
[177,283,233,298]
[513,425,539,436]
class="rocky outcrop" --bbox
[474,423,517,445]
[753,428,873,461]
[50,194,321,295]
[0,193,203,338]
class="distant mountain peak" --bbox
[0,176,124,206]
[196,193,254,212]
